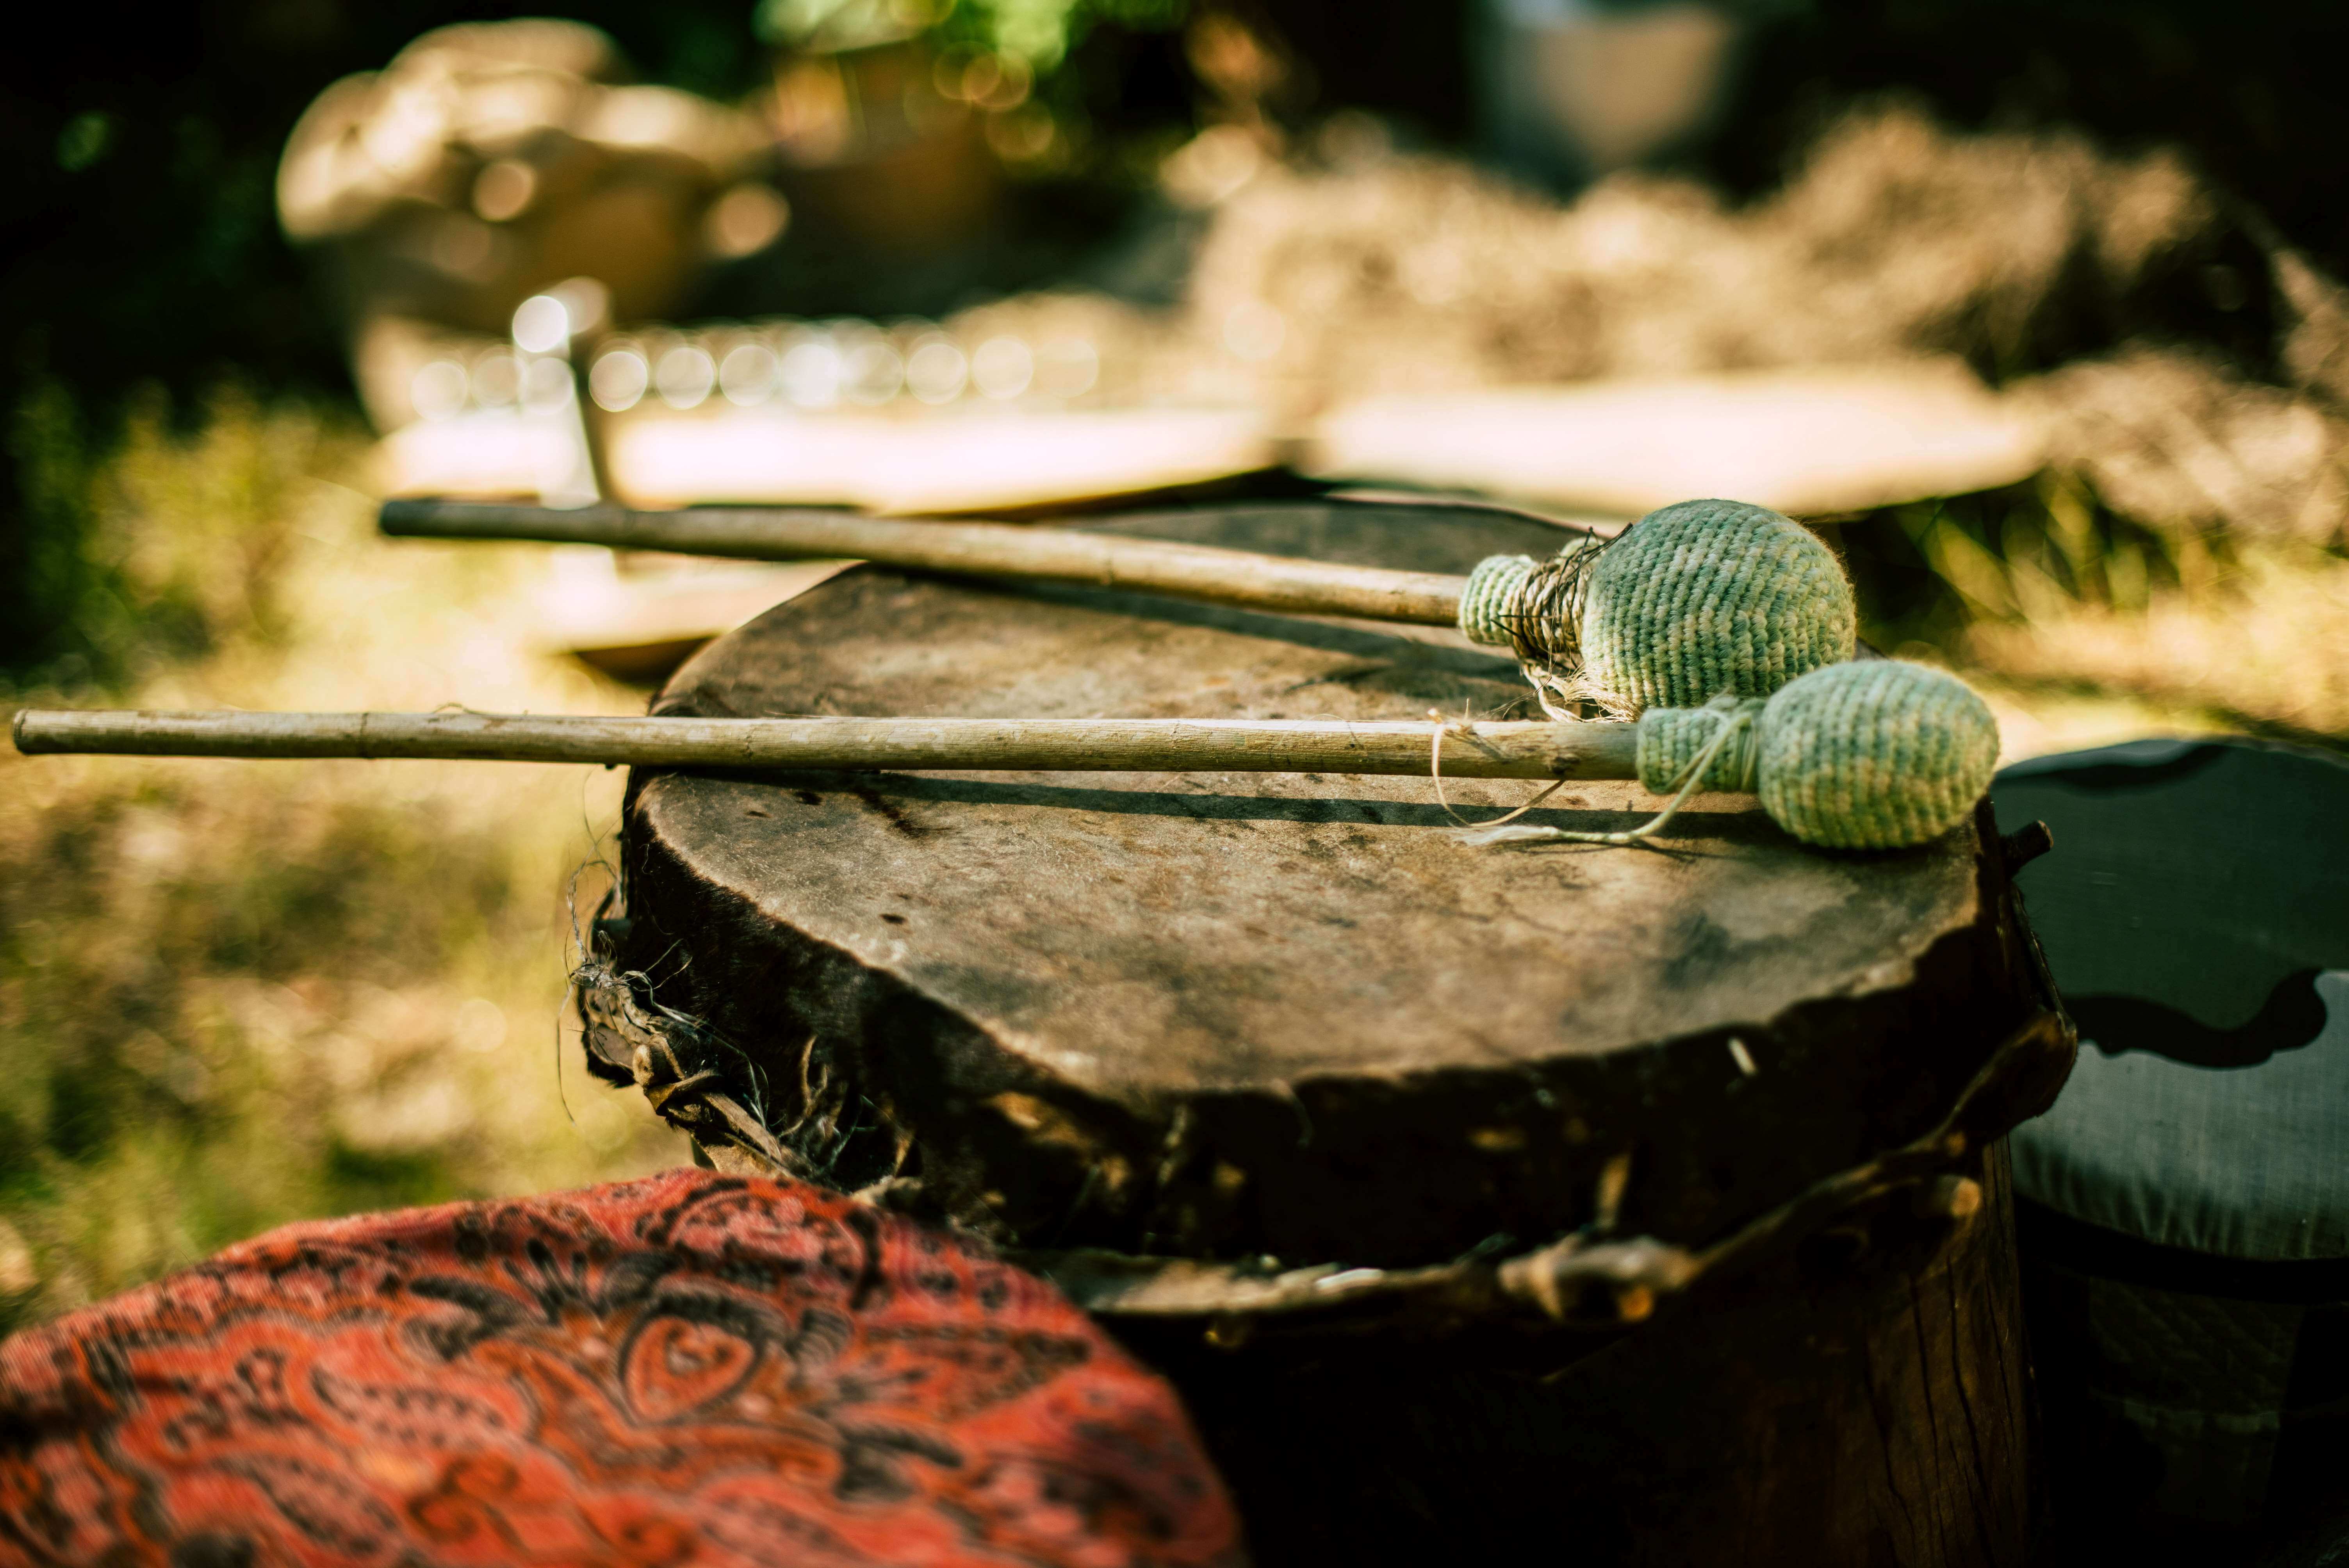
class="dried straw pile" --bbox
[1167,103,2349,545]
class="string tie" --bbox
[1457,661,2001,852]
[1458,696,1761,850]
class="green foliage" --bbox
[952,0,1189,69]
[1838,474,2214,656]
[4,384,316,692]
[53,112,118,175]
[0,390,674,1336]
[0,766,530,1327]
[757,0,1188,67]
[4,383,107,684]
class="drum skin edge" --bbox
[594,793,2073,1326]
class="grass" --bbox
[0,389,681,1332]
[0,383,2342,1334]
[1836,472,2349,756]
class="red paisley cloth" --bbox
[0,1170,1243,1568]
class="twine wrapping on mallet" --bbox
[1453,499,1858,719]
[1456,540,1610,717]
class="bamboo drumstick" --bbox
[12,708,1639,780]
[378,497,1862,721]
[13,659,2000,850]
[379,498,1469,626]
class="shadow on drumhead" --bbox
[701,767,1779,844]
[981,576,1537,687]
[1087,496,1608,574]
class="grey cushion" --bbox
[1994,738,2349,1538]
[1996,739,2349,1263]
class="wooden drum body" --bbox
[585,502,2073,1565]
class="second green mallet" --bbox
[380,495,1855,716]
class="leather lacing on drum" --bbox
[570,880,805,1172]
[668,1003,2073,1335]
[1017,1005,2075,1333]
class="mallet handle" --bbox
[14,708,1640,780]
[380,499,1469,627]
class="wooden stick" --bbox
[13,708,1640,780]
[380,498,1473,626]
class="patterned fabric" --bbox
[0,1170,1243,1568]
[2058,1269,2307,1525]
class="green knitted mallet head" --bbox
[1634,661,2001,850]
[1457,499,1857,715]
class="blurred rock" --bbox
[755,30,1001,255]
[277,19,780,431]
[1479,0,1745,188]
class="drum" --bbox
[582,499,2074,1565]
